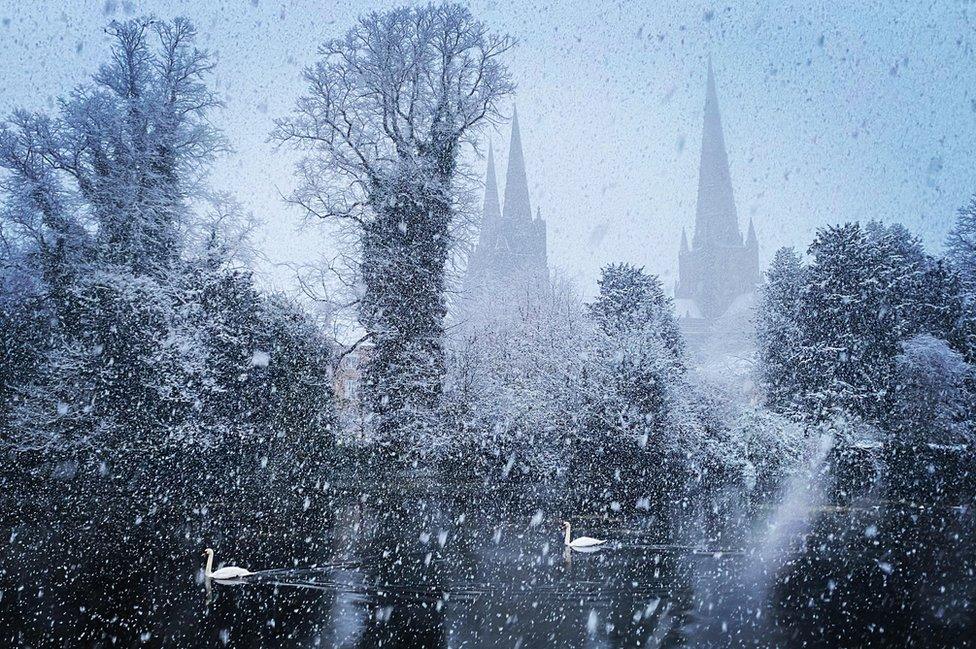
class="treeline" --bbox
[757,216,976,493]
[444,265,805,497]
[0,19,336,493]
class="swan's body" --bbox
[203,548,253,579]
[563,521,606,548]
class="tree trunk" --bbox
[360,167,452,451]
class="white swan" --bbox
[203,548,253,580]
[563,521,606,548]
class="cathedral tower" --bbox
[464,108,549,298]
[675,61,759,320]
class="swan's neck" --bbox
[564,524,571,546]
[205,552,214,577]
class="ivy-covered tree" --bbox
[274,4,515,451]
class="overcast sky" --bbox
[2,0,975,296]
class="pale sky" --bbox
[2,0,975,297]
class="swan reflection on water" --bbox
[204,574,251,605]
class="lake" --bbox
[1,467,974,647]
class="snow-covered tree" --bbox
[0,111,90,322]
[796,223,933,423]
[588,263,683,360]
[182,247,337,451]
[756,222,972,433]
[444,278,590,473]
[50,18,224,276]
[444,271,718,485]
[7,269,204,455]
[581,265,689,457]
[0,17,337,477]
[0,260,48,431]
[892,334,972,449]
[946,195,976,295]
[756,247,806,413]
[256,294,337,447]
[274,4,515,451]
[725,407,807,491]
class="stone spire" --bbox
[502,107,532,223]
[693,59,741,249]
[462,108,549,309]
[675,59,760,323]
[477,142,501,251]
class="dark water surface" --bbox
[1,471,974,648]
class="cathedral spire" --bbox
[675,59,759,322]
[502,106,532,223]
[477,142,501,250]
[693,59,741,249]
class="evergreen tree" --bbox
[943,197,976,362]
[946,195,976,294]
[799,223,913,423]
[758,221,972,432]
[588,263,684,361]
[0,261,48,433]
[892,334,972,449]
[756,247,806,413]
[584,264,688,460]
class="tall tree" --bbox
[0,111,90,324]
[799,223,917,423]
[758,221,970,428]
[274,5,514,450]
[50,18,223,277]
[584,264,688,457]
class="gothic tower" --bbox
[464,108,549,298]
[675,61,759,320]
[502,108,532,223]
